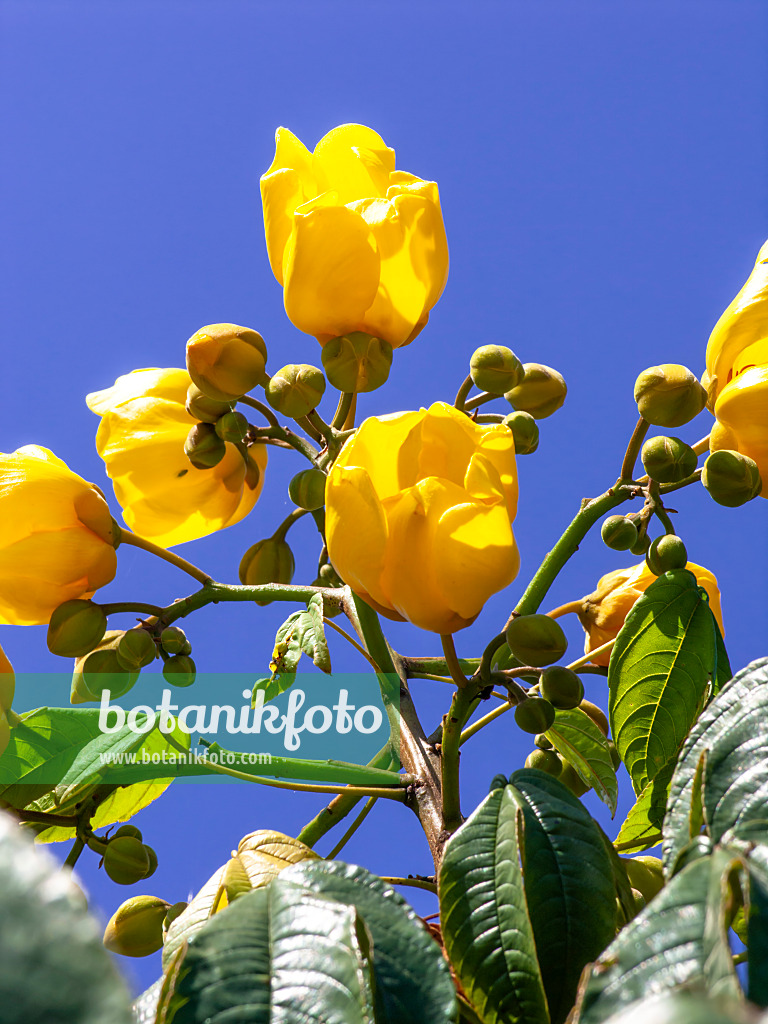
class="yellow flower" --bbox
[261,123,449,349]
[579,562,724,666]
[87,369,268,547]
[0,447,117,625]
[326,402,519,634]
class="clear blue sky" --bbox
[2,0,767,994]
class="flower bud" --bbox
[214,411,249,444]
[539,666,584,710]
[185,384,234,424]
[116,629,157,671]
[163,901,188,937]
[71,631,139,703]
[288,469,327,511]
[163,654,196,688]
[607,739,621,770]
[629,531,651,556]
[143,844,158,878]
[579,699,609,736]
[184,422,227,469]
[505,614,568,667]
[641,436,697,483]
[321,332,393,393]
[265,364,325,418]
[622,855,664,901]
[502,411,539,455]
[702,449,762,507]
[559,762,590,797]
[186,323,268,402]
[113,824,143,842]
[469,345,524,395]
[160,626,191,656]
[47,600,107,658]
[103,835,151,885]
[239,538,295,605]
[534,733,553,750]
[646,535,687,575]
[524,748,562,775]
[504,363,567,419]
[103,895,171,957]
[515,697,556,734]
[633,364,706,428]
[315,562,343,587]
[600,515,638,552]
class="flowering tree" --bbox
[0,124,767,1024]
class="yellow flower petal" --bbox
[333,410,425,499]
[260,128,317,285]
[713,365,768,487]
[312,124,395,205]
[326,465,390,610]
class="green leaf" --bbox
[278,860,456,1024]
[614,759,675,854]
[439,787,550,1024]
[609,570,716,797]
[712,618,732,697]
[132,979,162,1024]
[302,592,332,673]
[251,673,296,705]
[269,597,332,678]
[509,769,617,1024]
[545,707,618,815]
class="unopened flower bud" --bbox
[163,655,196,688]
[315,562,343,588]
[163,901,188,937]
[505,614,568,667]
[524,748,562,775]
[288,468,327,511]
[504,363,567,419]
[143,844,158,878]
[103,835,150,885]
[113,824,143,841]
[116,629,157,670]
[515,696,556,734]
[633,364,706,428]
[160,626,191,655]
[184,423,226,469]
[641,435,698,484]
[502,410,539,454]
[646,534,688,576]
[601,515,638,552]
[71,631,139,703]
[265,364,325,418]
[186,323,268,402]
[321,332,393,393]
[103,895,171,957]
[185,384,233,424]
[47,600,107,658]
[239,538,295,605]
[702,449,762,507]
[469,345,524,395]
[560,762,590,797]
[539,666,584,710]
[629,530,651,556]
[534,733,553,750]
[214,411,249,444]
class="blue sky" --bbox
[2,0,767,994]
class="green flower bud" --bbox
[539,666,584,710]
[71,632,139,704]
[646,534,687,575]
[163,901,188,937]
[47,600,107,658]
[622,855,664,901]
[239,538,295,606]
[116,629,157,671]
[579,699,609,737]
[600,515,638,552]
[288,468,327,511]
[502,410,539,455]
[504,363,567,419]
[641,435,698,483]
[163,654,196,688]
[186,323,268,403]
[469,345,524,395]
[143,844,158,878]
[184,422,226,469]
[505,614,568,667]
[103,835,150,885]
[524,748,562,776]
[633,364,706,428]
[559,761,590,797]
[321,332,393,393]
[534,733,553,750]
[113,824,143,842]
[702,449,762,507]
[214,410,249,444]
[160,626,191,656]
[185,384,233,424]
[103,895,171,957]
[514,697,556,734]
[265,364,325,418]
[607,739,621,770]
[629,530,651,556]
[315,562,343,588]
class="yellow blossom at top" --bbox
[87,368,268,547]
[261,123,449,349]
[326,402,519,634]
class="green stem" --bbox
[440,634,469,688]
[331,392,355,430]
[249,423,320,464]
[327,796,377,859]
[620,417,650,481]
[159,581,345,626]
[273,507,308,541]
[118,529,212,585]
[401,655,480,677]
[545,600,584,619]
[199,755,409,799]
[454,375,474,412]
[659,468,703,494]
[379,876,437,893]
[99,601,165,617]
[295,414,324,444]
[307,410,336,449]
[323,617,381,671]
[459,699,513,746]
[475,413,505,424]
[238,394,280,430]
[63,836,85,870]
[440,684,479,831]
[476,631,507,682]
[464,392,496,412]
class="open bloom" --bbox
[261,123,449,348]
[579,562,724,666]
[0,447,117,625]
[87,369,267,547]
[326,402,519,634]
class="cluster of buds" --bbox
[99,824,159,885]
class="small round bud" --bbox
[239,538,295,605]
[185,384,233,424]
[288,468,327,511]
[113,824,143,842]
[163,655,196,688]
[469,345,524,395]
[160,626,191,656]
[579,699,609,737]
[71,632,139,704]
[505,614,568,667]
[184,422,226,469]
[186,323,268,402]
[702,449,762,507]
[524,748,562,775]
[142,844,158,878]
[163,902,188,937]
[103,835,150,885]
[600,515,638,552]
[641,436,698,483]
[214,410,249,444]
[539,666,584,710]
[315,562,343,588]
[607,739,621,770]
[502,411,539,455]
[116,629,157,671]
[559,762,590,797]
[646,534,687,575]
[514,697,556,734]
[103,895,171,957]
[629,530,651,556]
[630,888,647,914]
[534,733,553,750]
[321,332,393,393]
[622,855,664,901]
[504,363,567,419]
[265,364,325,418]
[633,364,706,428]
[47,600,107,658]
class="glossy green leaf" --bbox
[545,707,618,814]
[718,825,768,1008]
[439,787,549,1024]
[609,570,716,796]
[593,991,749,1024]
[132,979,162,1024]
[269,597,332,677]
[250,673,296,704]
[302,592,332,673]
[614,760,674,854]
[712,618,732,698]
